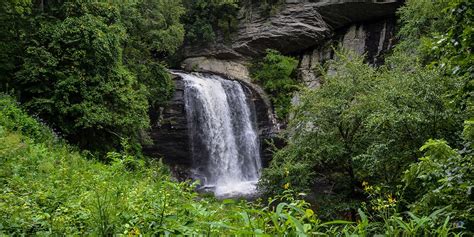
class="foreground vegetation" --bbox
[0,95,466,236]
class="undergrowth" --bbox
[0,95,465,235]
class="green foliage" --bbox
[397,0,452,52]
[251,49,299,120]
[0,95,53,143]
[120,0,185,106]
[398,0,473,78]
[1,94,465,235]
[0,0,32,90]
[260,49,465,218]
[425,0,473,76]
[0,0,186,153]
[121,0,185,56]
[398,0,473,115]
[0,0,31,14]
[424,0,473,117]
[0,129,188,235]
[14,2,149,153]
[182,0,239,43]
[403,133,474,231]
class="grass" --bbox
[0,95,465,236]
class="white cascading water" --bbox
[174,72,261,198]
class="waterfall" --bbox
[174,72,261,198]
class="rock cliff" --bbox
[182,0,401,81]
[299,18,396,88]
[145,0,402,177]
[184,1,399,57]
[144,73,278,179]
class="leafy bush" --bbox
[403,128,474,232]
[398,0,473,116]
[259,49,465,219]
[0,95,53,143]
[397,0,452,52]
[251,49,299,120]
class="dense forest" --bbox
[0,0,472,235]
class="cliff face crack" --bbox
[175,72,262,198]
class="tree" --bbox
[1,0,188,153]
[15,1,149,153]
[120,0,185,107]
[259,50,464,219]
[0,0,32,91]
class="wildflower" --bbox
[128,227,140,236]
[387,195,396,204]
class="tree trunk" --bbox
[347,162,358,222]
[39,0,44,12]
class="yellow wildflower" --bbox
[388,195,396,204]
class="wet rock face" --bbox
[144,77,191,179]
[183,0,402,60]
[143,74,277,180]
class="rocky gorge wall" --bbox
[182,0,400,80]
[298,17,397,88]
[145,0,402,177]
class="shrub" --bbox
[0,94,53,143]
[402,123,474,232]
[251,49,299,120]
[259,49,465,218]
